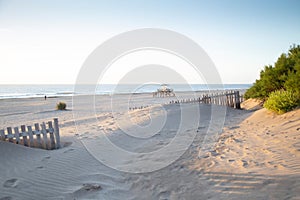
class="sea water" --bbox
[0,84,251,99]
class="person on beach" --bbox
[44,95,47,100]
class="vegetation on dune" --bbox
[245,44,300,114]
[56,102,67,110]
[263,90,298,114]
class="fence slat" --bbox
[34,123,42,148]
[27,126,34,147]
[21,125,28,147]
[7,127,13,143]
[41,122,48,150]
[14,127,20,144]
[53,118,61,149]
[230,93,234,107]
[48,121,56,150]
[235,91,241,109]
[0,129,5,141]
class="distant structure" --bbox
[153,84,175,97]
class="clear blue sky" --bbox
[0,0,299,84]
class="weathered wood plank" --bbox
[7,127,14,143]
[14,127,20,144]
[53,118,61,149]
[21,125,28,147]
[230,93,234,107]
[235,91,241,109]
[0,129,5,141]
[27,126,34,147]
[226,94,229,106]
[48,121,56,150]
[34,123,42,148]
[41,122,48,150]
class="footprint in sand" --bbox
[3,178,18,188]
[228,126,240,130]
[63,142,72,147]
[81,183,102,191]
[208,160,216,167]
[0,197,13,200]
[63,148,75,153]
[158,190,171,199]
[242,160,249,167]
[72,183,102,195]
[69,183,102,199]
[42,156,51,162]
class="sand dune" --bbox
[195,107,300,176]
[0,95,299,199]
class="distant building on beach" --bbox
[153,84,175,97]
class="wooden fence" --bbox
[0,118,61,150]
[129,90,244,111]
[201,91,242,109]
[165,91,243,108]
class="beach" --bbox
[1,0,299,199]
[0,93,299,199]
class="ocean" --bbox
[0,84,251,99]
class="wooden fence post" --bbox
[232,92,235,107]
[48,121,56,150]
[7,127,13,143]
[34,123,42,148]
[21,125,28,147]
[235,91,241,109]
[0,129,5,141]
[27,126,34,147]
[53,118,61,149]
[41,122,48,150]
[226,93,229,106]
[14,127,20,144]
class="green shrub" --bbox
[245,44,300,100]
[263,90,298,114]
[56,102,67,110]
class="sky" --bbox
[0,0,299,84]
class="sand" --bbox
[0,94,299,199]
